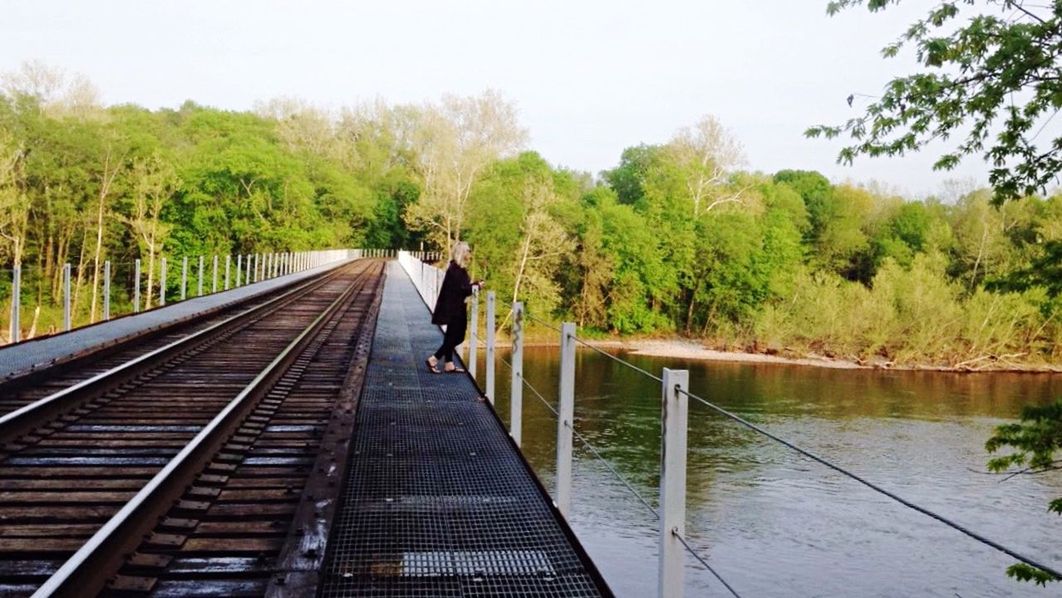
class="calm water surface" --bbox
[476,347,1062,597]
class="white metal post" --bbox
[511,301,524,446]
[180,256,188,300]
[103,261,111,321]
[659,368,690,598]
[197,255,204,296]
[486,291,496,403]
[63,263,72,331]
[224,255,231,290]
[212,255,219,293]
[236,255,243,286]
[556,322,576,517]
[10,266,20,343]
[159,257,167,306]
[134,259,141,313]
[468,288,479,379]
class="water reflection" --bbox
[478,347,1062,597]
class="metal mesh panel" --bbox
[319,263,606,598]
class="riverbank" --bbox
[513,335,1062,373]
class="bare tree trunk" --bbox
[89,152,120,323]
[43,233,54,288]
[90,194,105,322]
[53,228,71,303]
[27,305,40,340]
[72,225,90,320]
[512,231,533,305]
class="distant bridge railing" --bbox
[3,249,371,345]
[397,251,1061,598]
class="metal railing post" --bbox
[212,255,219,293]
[197,255,204,296]
[103,261,111,321]
[159,257,167,306]
[468,288,479,379]
[63,263,72,330]
[224,255,231,290]
[659,368,690,598]
[486,291,496,403]
[180,256,188,300]
[236,255,243,286]
[511,301,523,446]
[556,322,576,516]
[134,259,141,313]
[10,266,20,343]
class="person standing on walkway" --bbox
[426,241,482,373]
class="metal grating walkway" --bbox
[318,262,611,598]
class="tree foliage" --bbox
[986,400,1062,585]
[808,1,1062,202]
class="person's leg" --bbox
[442,320,466,371]
[428,325,449,370]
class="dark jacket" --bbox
[432,261,474,326]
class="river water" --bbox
[478,347,1062,597]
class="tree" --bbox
[125,153,175,308]
[986,400,1062,586]
[808,1,1062,201]
[665,115,747,216]
[0,130,28,267]
[405,91,527,255]
[600,144,663,206]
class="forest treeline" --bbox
[0,64,1059,366]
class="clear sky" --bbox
[1,0,994,197]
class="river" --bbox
[477,346,1062,597]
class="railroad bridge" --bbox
[0,254,612,597]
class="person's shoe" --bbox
[426,356,439,373]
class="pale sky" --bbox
[1,0,998,197]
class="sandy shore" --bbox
[619,339,868,369]
[517,336,1062,373]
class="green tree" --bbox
[809,1,1062,201]
[986,400,1062,586]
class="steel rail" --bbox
[0,262,352,444]
[31,263,370,598]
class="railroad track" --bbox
[0,272,349,417]
[0,258,385,597]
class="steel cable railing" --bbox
[524,313,664,383]
[499,356,661,519]
[517,309,1062,585]
[672,384,1062,581]
[497,354,742,597]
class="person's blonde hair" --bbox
[451,241,471,268]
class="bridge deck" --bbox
[318,262,610,597]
